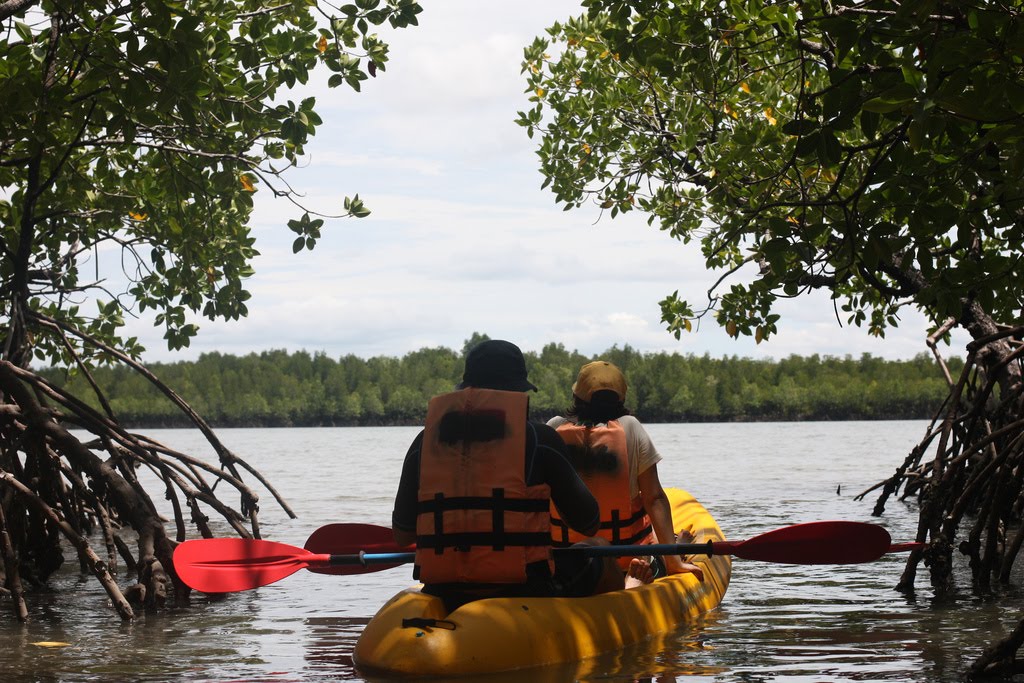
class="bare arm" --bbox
[638,464,703,581]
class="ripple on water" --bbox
[3,423,1022,682]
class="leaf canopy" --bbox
[520,1,1024,345]
[1,0,421,362]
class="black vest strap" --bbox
[418,496,549,513]
[551,507,652,546]
[493,489,505,551]
[418,488,550,553]
[417,531,553,551]
[620,523,653,545]
[432,492,444,555]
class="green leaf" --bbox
[862,82,918,114]
[819,17,859,63]
[782,119,818,136]
[862,98,909,114]
[1006,82,1024,114]
[795,131,821,158]
[937,93,1013,122]
[817,131,842,166]
[860,110,880,138]
[907,116,927,150]
[15,21,33,42]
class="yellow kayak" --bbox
[353,488,731,677]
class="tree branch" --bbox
[0,0,39,22]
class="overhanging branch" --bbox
[0,0,39,22]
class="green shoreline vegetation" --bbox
[40,343,961,428]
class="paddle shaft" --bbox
[308,538,903,568]
[175,522,923,592]
[312,542,723,570]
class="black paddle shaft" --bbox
[331,542,719,567]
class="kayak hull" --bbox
[353,488,731,677]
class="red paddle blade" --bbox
[174,539,325,593]
[720,521,892,564]
[303,523,413,576]
[888,542,925,552]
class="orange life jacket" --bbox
[551,420,653,567]
[415,388,554,584]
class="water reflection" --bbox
[303,616,366,678]
[349,622,721,683]
[3,423,1022,682]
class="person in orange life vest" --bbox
[548,360,704,583]
[391,340,625,608]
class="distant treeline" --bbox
[38,341,962,428]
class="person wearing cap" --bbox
[548,360,704,583]
[391,340,624,608]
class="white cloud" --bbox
[304,152,445,177]
[111,0,968,368]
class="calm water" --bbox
[3,422,1021,682]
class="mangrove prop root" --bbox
[0,500,28,621]
[0,469,134,620]
[30,311,295,523]
[862,324,1024,671]
[0,317,293,621]
[969,615,1024,679]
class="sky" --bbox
[123,0,967,364]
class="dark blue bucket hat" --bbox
[457,340,538,392]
